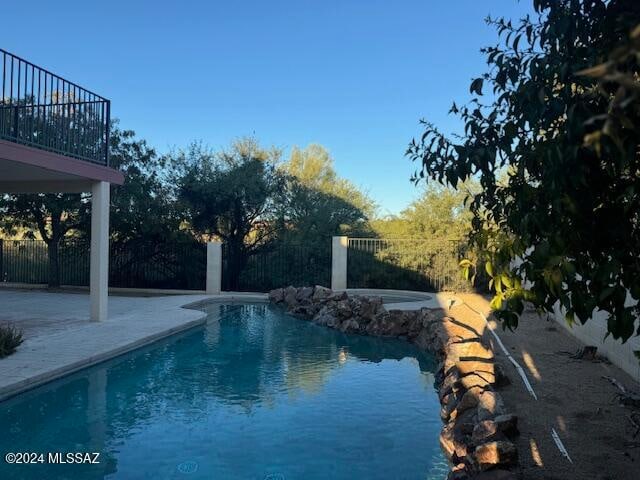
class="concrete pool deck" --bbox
[343,288,459,311]
[0,289,267,401]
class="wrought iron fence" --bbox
[0,239,48,284]
[0,48,110,165]
[109,241,206,290]
[0,239,205,290]
[347,238,470,292]
[222,243,331,292]
[0,236,477,293]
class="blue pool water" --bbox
[0,303,447,480]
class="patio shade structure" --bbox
[0,48,124,321]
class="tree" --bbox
[175,138,285,290]
[408,0,640,341]
[278,145,374,243]
[373,182,476,239]
[106,124,186,246]
[0,192,86,287]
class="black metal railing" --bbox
[0,236,479,293]
[0,48,110,165]
[0,239,206,290]
[347,238,470,292]
[222,243,331,292]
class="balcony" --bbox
[0,48,110,166]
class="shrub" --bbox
[0,324,24,358]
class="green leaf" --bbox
[565,310,575,326]
[470,78,484,96]
[599,286,615,301]
[513,34,522,53]
[485,261,494,277]
[490,294,504,310]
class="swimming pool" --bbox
[0,303,447,480]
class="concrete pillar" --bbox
[206,241,222,294]
[331,236,348,290]
[90,181,110,321]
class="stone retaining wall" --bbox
[269,286,520,480]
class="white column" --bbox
[331,236,348,290]
[90,181,110,321]
[206,241,222,294]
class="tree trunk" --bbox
[227,239,247,291]
[47,240,61,288]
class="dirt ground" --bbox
[448,293,640,480]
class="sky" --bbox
[2,0,534,215]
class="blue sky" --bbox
[3,1,533,214]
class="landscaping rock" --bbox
[494,414,519,437]
[312,285,332,301]
[268,288,284,303]
[471,420,501,445]
[453,362,496,388]
[447,338,493,363]
[477,390,506,421]
[459,372,493,391]
[296,286,314,303]
[328,291,348,301]
[474,441,518,470]
[340,318,360,333]
[291,304,314,317]
[335,300,353,319]
[438,369,461,402]
[440,422,470,461]
[383,310,416,337]
[440,392,459,421]
[283,286,298,307]
[454,386,484,416]
[442,316,482,342]
[356,296,384,323]
[314,306,334,326]
[448,463,470,480]
[451,408,477,437]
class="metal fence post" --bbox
[331,236,348,290]
[206,241,222,294]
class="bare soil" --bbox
[448,294,640,480]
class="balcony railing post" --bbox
[105,100,111,166]
[12,105,18,140]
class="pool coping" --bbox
[0,292,268,402]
